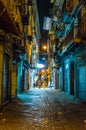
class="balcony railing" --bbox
[59,24,82,55]
[62,26,74,51]
[58,14,86,55]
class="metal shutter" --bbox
[3,53,9,103]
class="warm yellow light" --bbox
[41,70,45,73]
[73,38,81,43]
[43,45,47,50]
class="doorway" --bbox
[70,61,74,95]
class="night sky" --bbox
[36,0,50,32]
[36,0,50,45]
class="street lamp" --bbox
[43,45,47,50]
[37,63,45,68]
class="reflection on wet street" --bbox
[0,88,86,130]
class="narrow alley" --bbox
[0,88,86,130]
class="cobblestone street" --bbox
[0,88,86,130]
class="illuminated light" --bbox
[73,38,81,43]
[66,63,69,69]
[37,63,45,68]
[62,46,65,50]
[57,111,62,115]
[84,120,86,123]
[77,57,82,60]
[41,70,45,73]
[43,45,47,50]
[2,118,6,121]
[42,57,45,60]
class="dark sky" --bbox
[36,0,51,46]
[36,0,51,57]
[36,0,50,32]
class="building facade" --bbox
[0,0,40,108]
[50,0,86,101]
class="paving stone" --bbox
[0,88,86,130]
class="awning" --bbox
[0,2,21,38]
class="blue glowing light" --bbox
[37,63,45,68]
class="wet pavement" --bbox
[0,88,86,130]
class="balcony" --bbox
[61,26,73,53]
[59,26,82,55]
[59,14,86,55]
